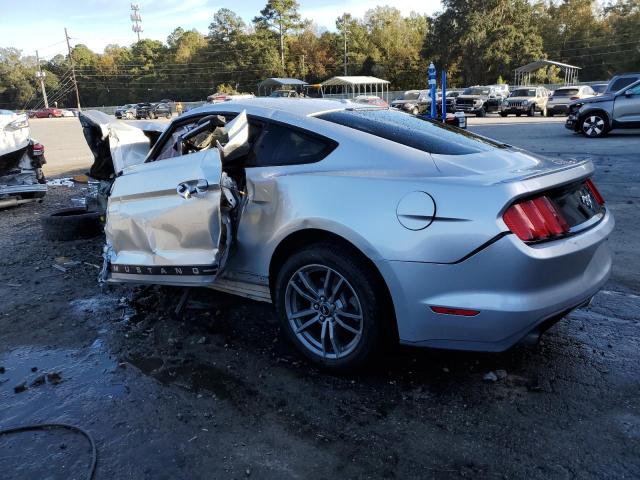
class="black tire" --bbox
[546,110,554,117]
[42,207,102,241]
[515,112,522,117]
[527,105,535,117]
[476,107,486,117]
[274,243,386,372]
[499,112,508,117]
[48,114,53,118]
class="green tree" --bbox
[254,0,306,73]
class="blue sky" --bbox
[0,0,441,58]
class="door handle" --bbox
[177,179,209,199]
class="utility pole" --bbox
[300,54,305,81]
[65,28,81,111]
[35,50,49,108]
[130,4,143,42]
[343,15,348,75]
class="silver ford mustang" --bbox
[80,98,613,370]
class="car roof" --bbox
[185,97,349,118]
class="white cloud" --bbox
[299,0,442,31]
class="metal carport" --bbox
[257,78,308,96]
[514,60,581,86]
[321,76,391,101]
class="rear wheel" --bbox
[476,107,486,117]
[275,243,385,371]
[515,112,522,117]
[581,114,608,138]
[48,114,53,118]
[499,112,508,117]
[546,110,554,117]
[527,105,535,117]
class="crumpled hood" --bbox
[79,110,166,178]
[571,94,614,105]
[430,147,587,184]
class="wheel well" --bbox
[580,109,610,125]
[268,229,399,340]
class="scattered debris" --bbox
[46,177,75,187]
[46,372,63,384]
[483,371,498,383]
[0,366,5,374]
[52,264,67,273]
[14,382,27,393]
[30,374,46,387]
[31,366,38,372]
[495,369,508,380]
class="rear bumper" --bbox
[379,208,614,351]
[548,104,569,114]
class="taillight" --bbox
[503,195,569,242]
[570,96,579,100]
[585,179,605,205]
[32,142,44,153]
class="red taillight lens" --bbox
[31,143,44,155]
[431,306,480,316]
[503,195,570,242]
[585,179,605,205]
[570,96,579,100]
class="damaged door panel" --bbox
[0,111,46,208]
[99,111,250,287]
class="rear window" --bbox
[400,91,420,100]
[553,89,579,97]
[317,109,506,155]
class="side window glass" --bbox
[627,84,640,95]
[246,123,335,167]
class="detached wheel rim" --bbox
[583,115,605,137]
[285,264,363,360]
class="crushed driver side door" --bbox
[102,112,249,287]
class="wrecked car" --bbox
[0,110,46,209]
[79,98,613,371]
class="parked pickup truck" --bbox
[500,87,549,117]
[454,86,506,117]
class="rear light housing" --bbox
[503,179,604,243]
[31,143,45,156]
[570,96,580,100]
[431,306,480,317]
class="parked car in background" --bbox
[488,84,510,97]
[270,90,300,98]
[590,84,609,95]
[0,110,47,208]
[29,108,63,118]
[352,95,388,107]
[546,86,595,116]
[455,86,506,116]
[439,90,463,113]
[566,79,640,137]
[390,90,430,115]
[136,102,172,120]
[115,104,136,119]
[79,98,612,370]
[500,87,549,117]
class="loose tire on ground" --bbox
[274,243,386,372]
[42,207,102,241]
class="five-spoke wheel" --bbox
[581,114,607,138]
[275,243,385,371]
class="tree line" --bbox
[1,0,638,110]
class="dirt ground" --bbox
[1,117,639,479]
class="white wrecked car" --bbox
[0,110,46,208]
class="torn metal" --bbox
[0,111,46,208]
[81,110,251,286]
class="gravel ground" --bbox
[0,117,639,479]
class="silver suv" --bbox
[566,79,640,137]
[499,87,549,117]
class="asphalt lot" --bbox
[1,114,639,479]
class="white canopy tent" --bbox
[321,76,391,101]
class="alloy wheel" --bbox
[284,264,364,360]
[582,115,605,137]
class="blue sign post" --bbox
[428,62,437,119]
[441,69,447,122]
